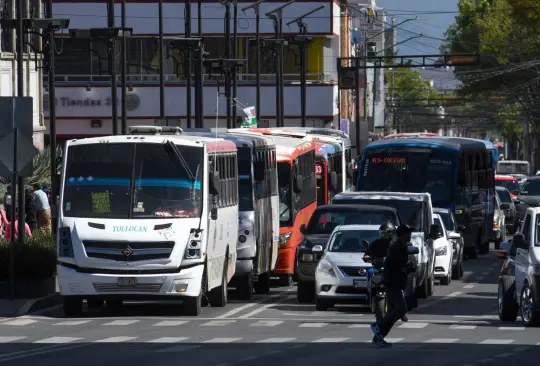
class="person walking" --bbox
[33,184,52,233]
[370,224,414,347]
[25,187,38,233]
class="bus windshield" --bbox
[498,162,529,175]
[358,147,456,207]
[63,143,203,219]
[238,148,253,211]
[278,162,292,225]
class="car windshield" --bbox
[497,189,512,203]
[495,180,519,195]
[436,211,454,231]
[535,215,540,247]
[237,148,253,211]
[358,147,455,207]
[328,230,379,252]
[332,198,423,231]
[278,162,292,225]
[63,142,203,219]
[306,210,398,235]
[519,180,540,196]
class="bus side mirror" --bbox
[210,207,218,220]
[253,162,265,181]
[294,175,303,193]
[209,171,220,195]
[330,171,338,190]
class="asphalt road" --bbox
[0,251,538,366]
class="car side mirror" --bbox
[407,246,419,255]
[209,171,220,196]
[457,225,466,232]
[300,224,306,235]
[210,207,218,220]
[501,203,510,210]
[513,233,527,250]
[312,245,323,253]
[429,224,443,240]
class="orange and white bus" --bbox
[271,135,317,286]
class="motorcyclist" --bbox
[364,221,408,323]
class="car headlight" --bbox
[279,232,292,246]
[317,259,336,276]
[302,253,314,262]
[435,247,447,256]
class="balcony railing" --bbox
[44,73,336,84]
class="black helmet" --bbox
[379,221,395,240]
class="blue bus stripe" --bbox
[65,177,201,189]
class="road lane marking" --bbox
[498,327,525,331]
[147,337,189,343]
[201,320,236,326]
[250,320,283,327]
[153,320,189,327]
[0,337,26,343]
[423,338,458,343]
[53,320,92,326]
[215,292,286,319]
[450,325,476,330]
[312,338,349,343]
[299,322,328,328]
[94,336,138,343]
[480,339,514,345]
[463,284,474,289]
[102,320,139,326]
[202,338,242,343]
[237,294,295,319]
[34,337,81,344]
[1,319,38,326]
[399,322,428,329]
[257,338,295,343]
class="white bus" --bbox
[57,126,239,316]
[497,160,530,178]
[184,129,279,299]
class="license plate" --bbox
[353,279,367,288]
[118,277,138,286]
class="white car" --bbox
[313,225,379,311]
[433,214,454,285]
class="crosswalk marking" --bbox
[399,322,428,329]
[348,324,370,328]
[2,319,38,326]
[497,327,525,331]
[423,338,459,343]
[103,320,139,326]
[256,338,295,343]
[312,338,349,343]
[157,345,202,353]
[153,321,189,327]
[94,336,138,343]
[480,339,514,345]
[203,338,242,343]
[450,325,476,330]
[385,338,404,343]
[250,320,283,327]
[0,336,27,343]
[463,284,475,289]
[147,337,189,343]
[34,337,81,344]
[299,322,328,328]
[54,320,92,326]
[201,320,236,327]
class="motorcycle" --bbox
[367,257,387,320]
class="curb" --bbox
[15,293,62,317]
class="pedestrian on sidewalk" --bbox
[33,183,51,233]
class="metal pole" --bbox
[225,2,232,128]
[354,58,361,158]
[232,0,238,126]
[272,19,280,127]
[372,61,377,133]
[299,26,307,127]
[159,0,166,123]
[121,0,127,134]
[185,0,192,128]
[46,0,58,232]
[195,45,204,128]
[278,11,284,127]
[16,0,25,248]
[255,6,261,126]
[362,25,368,131]
[108,0,118,135]
[198,0,202,35]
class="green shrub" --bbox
[0,231,56,281]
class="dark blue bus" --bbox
[356,137,494,257]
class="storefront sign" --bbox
[44,94,140,111]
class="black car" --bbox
[515,177,540,220]
[295,204,401,303]
[496,186,516,231]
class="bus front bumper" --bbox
[57,263,204,298]
[272,247,296,275]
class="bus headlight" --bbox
[58,227,74,258]
[279,232,292,246]
[238,235,247,243]
[184,240,201,259]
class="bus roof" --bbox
[281,127,350,140]
[383,132,439,139]
[183,130,275,149]
[271,135,314,161]
[244,128,308,139]
[66,134,237,154]
[334,191,432,202]
[312,135,344,152]
[364,137,486,152]
[437,137,499,163]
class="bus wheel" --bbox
[254,272,271,294]
[208,256,229,307]
[236,275,253,300]
[63,296,83,317]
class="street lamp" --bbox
[69,27,133,135]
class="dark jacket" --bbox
[366,238,392,259]
[383,238,410,289]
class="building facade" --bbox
[43,0,352,139]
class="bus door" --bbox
[316,156,328,205]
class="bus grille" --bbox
[93,283,163,293]
[82,240,175,262]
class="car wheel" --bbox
[498,276,518,322]
[521,283,540,327]
[315,296,332,311]
[297,281,315,303]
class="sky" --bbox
[376,0,460,90]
